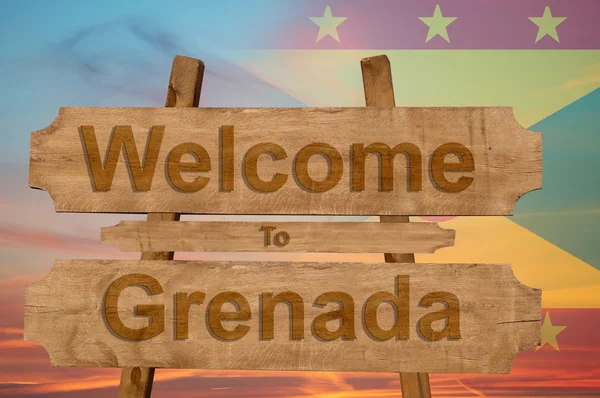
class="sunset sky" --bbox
[1,0,599,396]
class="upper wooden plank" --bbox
[29,106,541,215]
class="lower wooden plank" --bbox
[101,221,455,253]
[24,260,541,374]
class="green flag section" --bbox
[227,50,600,127]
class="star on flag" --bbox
[309,6,347,43]
[419,5,457,43]
[536,312,567,351]
[529,6,567,43]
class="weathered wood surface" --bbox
[29,106,541,215]
[24,260,541,374]
[362,53,431,397]
[101,221,455,253]
[118,55,205,398]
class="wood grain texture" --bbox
[118,366,155,398]
[119,55,204,398]
[400,372,432,398]
[24,260,541,374]
[101,221,455,253]
[362,54,427,396]
[29,107,541,215]
[361,55,414,260]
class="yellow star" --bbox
[529,6,566,43]
[419,4,457,43]
[309,6,347,43]
[536,312,567,351]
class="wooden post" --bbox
[361,54,432,398]
[117,55,204,398]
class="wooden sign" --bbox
[24,55,546,398]
[24,260,541,374]
[29,107,541,215]
[101,221,455,253]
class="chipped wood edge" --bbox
[501,109,543,206]
[29,107,64,199]
[490,264,542,374]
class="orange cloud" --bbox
[0,224,123,257]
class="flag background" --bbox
[1,0,599,396]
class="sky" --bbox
[1,0,599,397]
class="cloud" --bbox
[18,16,306,108]
[0,224,110,256]
[561,63,600,89]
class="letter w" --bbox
[81,125,164,191]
